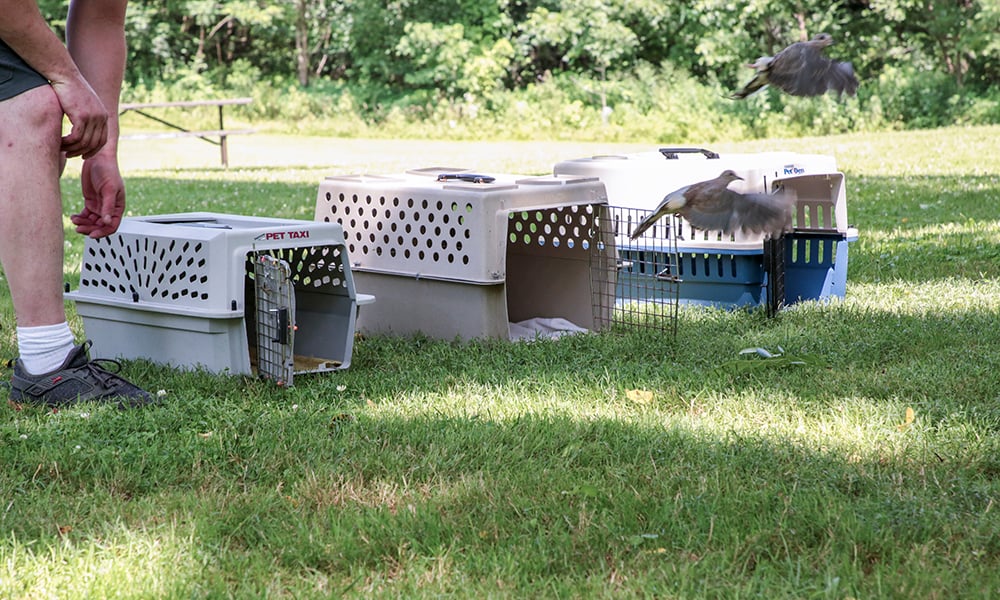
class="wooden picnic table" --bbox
[119,97,255,167]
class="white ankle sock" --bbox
[17,323,77,375]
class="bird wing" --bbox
[729,190,795,237]
[768,42,858,97]
[681,189,794,237]
[825,61,859,96]
[676,187,743,233]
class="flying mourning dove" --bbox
[731,33,859,99]
[629,170,794,240]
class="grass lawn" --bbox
[2,125,999,598]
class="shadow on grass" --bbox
[3,402,999,596]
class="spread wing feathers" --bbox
[681,189,794,237]
[767,45,858,97]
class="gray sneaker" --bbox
[9,341,155,409]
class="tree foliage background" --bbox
[39,0,1000,140]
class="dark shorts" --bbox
[0,39,49,102]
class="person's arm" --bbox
[65,0,127,159]
[0,0,109,158]
[65,0,130,239]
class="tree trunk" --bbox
[296,0,310,86]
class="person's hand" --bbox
[71,155,125,239]
[50,77,109,159]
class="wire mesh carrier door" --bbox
[763,235,786,317]
[591,206,680,337]
[253,253,296,386]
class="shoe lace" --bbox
[81,358,127,389]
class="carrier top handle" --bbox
[437,173,496,184]
[658,147,720,160]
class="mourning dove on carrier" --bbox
[731,33,858,99]
[629,170,794,240]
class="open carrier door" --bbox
[253,254,296,386]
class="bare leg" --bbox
[0,85,67,328]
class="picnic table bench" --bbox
[118,98,255,167]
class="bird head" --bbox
[809,33,834,47]
[719,169,744,184]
